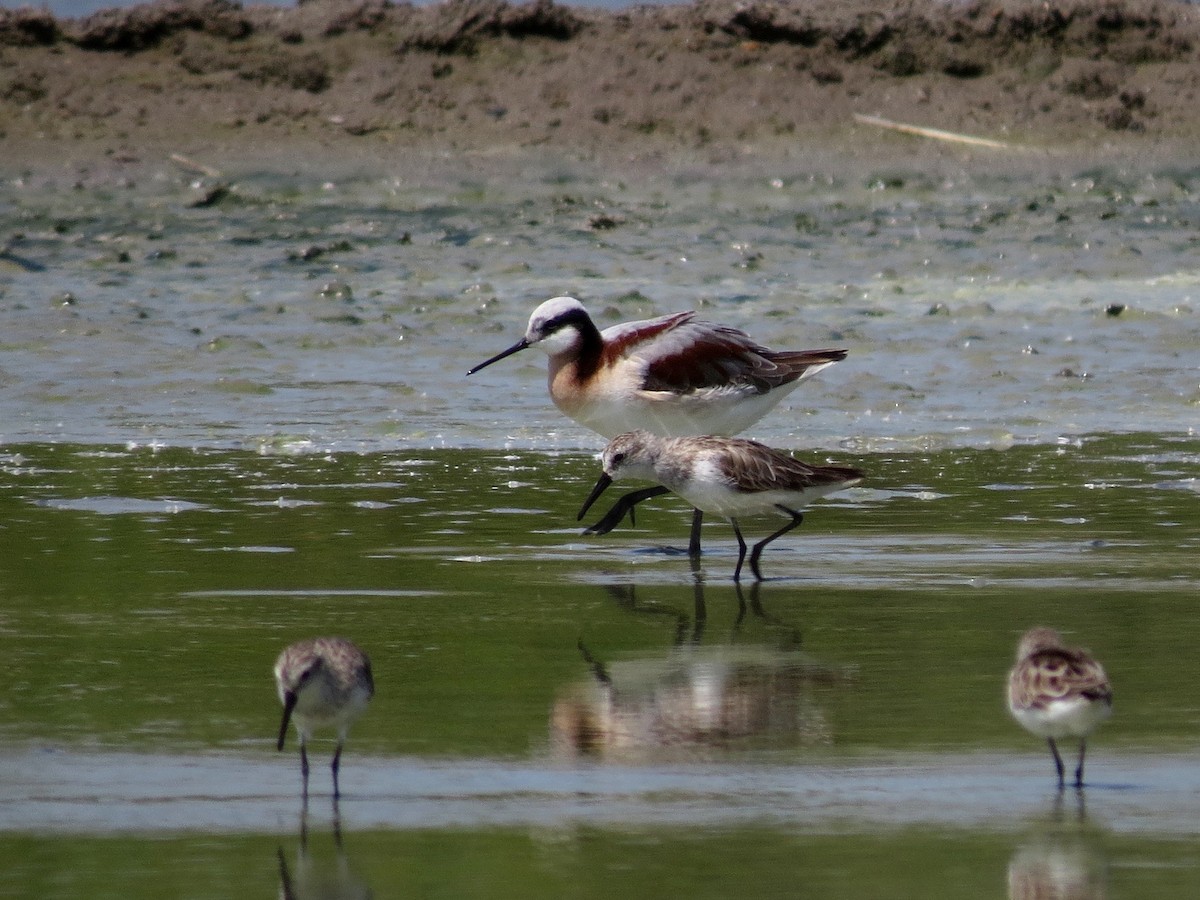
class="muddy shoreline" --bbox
[2,0,1200,177]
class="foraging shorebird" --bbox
[577,431,863,581]
[275,637,374,800]
[467,296,847,553]
[1007,627,1112,790]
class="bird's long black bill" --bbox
[466,338,530,375]
[584,485,672,535]
[577,473,614,521]
[277,691,298,751]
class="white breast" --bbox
[572,382,798,439]
[1010,696,1111,740]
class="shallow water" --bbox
[1,157,1198,896]
[2,436,1199,896]
[1,158,1197,451]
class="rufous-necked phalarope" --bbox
[275,636,374,801]
[1007,626,1112,790]
[468,296,847,553]
[577,431,863,581]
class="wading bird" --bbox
[275,637,374,800]
[1007,626,1112,790]
[578,431,863,581]
[468,296,846,555]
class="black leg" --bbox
[748,508,804,582]
[578,641,612,687]
[331,742,343,800]
[690,569,707,644]
[1074,739,1087,789]
[688,508,704,557]
[277,847,295,899]
[300,742,310,800]
[583,486,671,536]
[733,580,750,627]
[1048,738,1065,789]
[730,519,748,582]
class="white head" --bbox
[1015,626,1064,662]
[600,430,662,482]
[467,296,595,375]
[524,296,594,356]
[576,431,664,523]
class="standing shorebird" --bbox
[275,637,374,800]
[577,431,864,581]
[1007,627,1112,790]
[467,296,847,554]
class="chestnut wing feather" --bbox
[629,319,844,394]
[599,311,696,367]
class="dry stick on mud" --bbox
[169,153,223,179]
[853,114,1017,150]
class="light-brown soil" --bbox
[2,0,1200,175]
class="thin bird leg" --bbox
[732,579,761,624]
[583,485,671,535]
[577,641,613,687]
[1048,738,1065,789]
[730,519,749,582]
[1075,739,1087,789]
[300,741,310,799]
[331,741,344,800]
[688,508,704,557]
[277,848,295,899]
[733,580,750,628]
[748,508,805,582]
[690,573,707,645]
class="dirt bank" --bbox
[2,0,1199,175]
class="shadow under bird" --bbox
[1007,626,1113,790]
[467,295,847,554]
[275,637,375,800]
[577,431,864,581]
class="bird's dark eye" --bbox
[612,452,626,465]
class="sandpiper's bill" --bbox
[468,296,847,553]
[578,431,863,581]
[1007,626,1112,790]
[275,636,374,800]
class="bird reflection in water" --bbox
[1007,792,1108,900]
[551,580,853,759]
[277,809,372,900]
[597,563,804,647]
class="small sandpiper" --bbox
[577,431,864,581]
[1007,626,1112,790]
[275,636,374,800]
[468,296,847,553]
